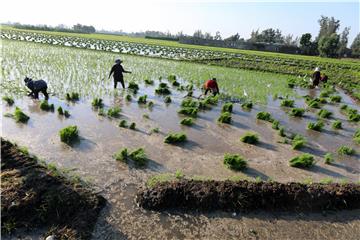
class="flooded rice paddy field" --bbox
[1,40,360,239]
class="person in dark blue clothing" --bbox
[108,59,132,89]
[24,77,49,100]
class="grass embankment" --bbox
[1,138,105,239]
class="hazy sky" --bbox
[1,0,359,43]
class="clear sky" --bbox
[1,0,359,43]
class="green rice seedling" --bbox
[289,108,305,117]
[222,102,233,113]
[147,101,154,108]
[223,153,247,171]
[272,120,280,130]
[98,108,105,116]
[329,95,341,103]
[125,94,132,101]
[119,119,128,128]
[278,126,286,137]
[155,83,171,95]
[318,97,327,104]
[317,109,332,119]
[186,84,194,91]
[2,96,14,106]
[180,117,194,126]
[289,153,314,168]
[178,107,198,117]
[129,122,136,130]
[306,99,321,108]
[175,170,184,179]
[164,96,171,103]
[307,120,324,132]
[40,100,54,111]
[138,95,147,104]
[280,99,295,107]
[320,177,333,184]
[172,80,180,86]
[287,79,296,88]
[129,148,148,166]
[181,98,198,108]
[57,106,64,115]
[65,92,79,101]
[337,146,355,155]
[324,153,334,164]
[59,125,78,144]
[292,134,307,150]
[319,90,331,98]
[340,104,348,110]
[151,127,160,133]
[240,132,259,144]
[143,113,149,119]
[128,81,139,92]
[107,107,121,117]
[64,110,70,118]
[204,96,218,106]
[241,101,253,110]
[354,129,360,144]
[198,100,211,110]
[217,112,232,124]
[113,148,128,162]
[348,113,360,122]
[256,111,273,122]
[332,120,342,129]
[14,107,29,123]
[144,78,154,85]
[164,132,187,144]
[92,98,103,108]
[168,74,176,81]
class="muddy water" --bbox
[1,81,359,239]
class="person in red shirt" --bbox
[204,78,220,96]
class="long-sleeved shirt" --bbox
[204,79,219,92]
[109,64,126,79]
[26,79,47,91]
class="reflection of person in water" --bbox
[24,77,49,100]
[108,58,132,89]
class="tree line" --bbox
[9,23,96,34]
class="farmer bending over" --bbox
[320,74,328,84]
[312,67,321,87]
[24,77,49,100]
[109,58,132,89]
[204,78,220,96]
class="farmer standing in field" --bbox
[312,67,321,87]
[108,58,132,89]
[203,77,220,96]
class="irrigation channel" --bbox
[1,78,360,239]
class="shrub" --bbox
[164,132,187,144]
[222,102,233,113]
[180,118,193,126]
[125,94,132,101]
[223,153,247,171]
[14,107,29,123]
[144,78,154,85]
[40,100,54,111]
[59,125,78,144]
[354,129,360,144]
[164,96,171,103]
[241,101,253,110]
[256,111,273,122]
[289,108,305,117]
[128,81,139,92]
[129,122,136,130]
[307,121,324,132]
[324,153,334,164]
[332,120,342,129]
[289,153,314,168]
[329,95,341,103]
[181,98,198,108]
[272,120,280,130]
[107,107,121,117]
[218,112,232,124]
[92,98,103,108]
[178,107,198,117]
[280,99,295,107]
[2,96,14,106]
[129,148,148,166]
[317,109,332,119]
[138,95,147,104]
[114,148,128,162]
[65,92,79,101]
[119,120,128,128]
[292,135,306,150]
[240,132,259,144]
[337,146,355,155]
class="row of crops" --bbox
[1,29,360,100]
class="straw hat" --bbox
[314,67,320,72]
[115,58,122,63]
